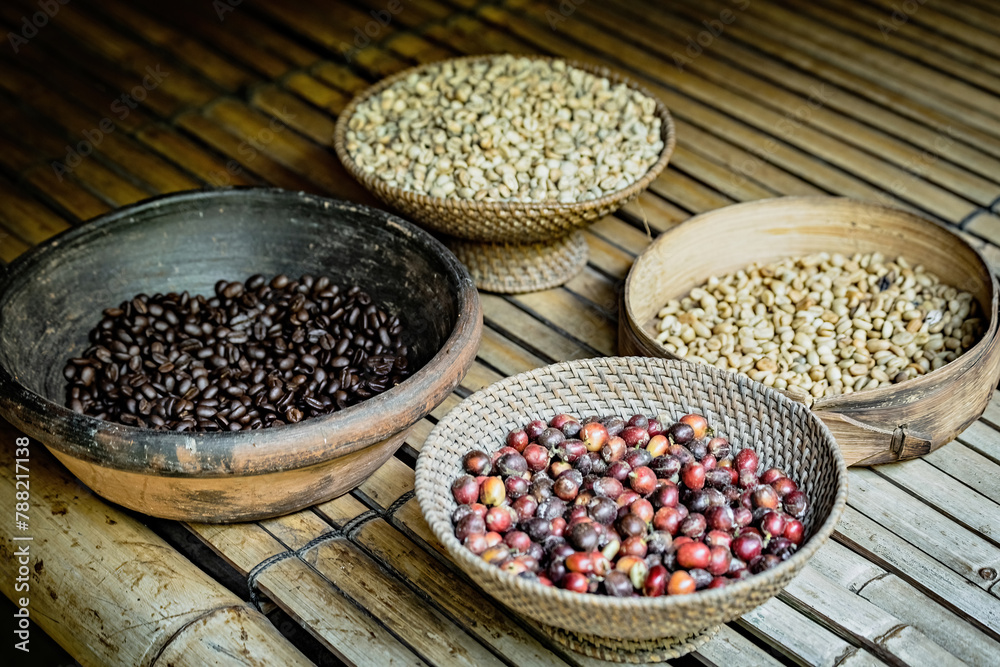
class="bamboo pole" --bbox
[0,419,312,667]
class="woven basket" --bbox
[621,197,1000,466]
[333,54,677,245]
[415,356,848,661]
[445,231,589,294]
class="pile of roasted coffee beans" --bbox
[450,412,809,596]
[63,274,411,431]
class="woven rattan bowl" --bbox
[415,356,847,662]
[334,54,676,293]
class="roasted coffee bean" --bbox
[275,392,294,411]
[64,275,412,431]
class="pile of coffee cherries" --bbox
[449,413,810,597]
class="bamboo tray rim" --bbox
[623,195,1000,414]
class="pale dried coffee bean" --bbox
[344,56,664,204]
[655,253,983,397]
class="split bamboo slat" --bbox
[1,0,1000,664]
[0,422,312,667]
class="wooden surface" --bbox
[0,418,313,666]
[1,0,999,665]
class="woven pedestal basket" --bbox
[416,356,848,661]
[333,55,676,294]
[445,231,589,294]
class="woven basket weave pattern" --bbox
[445,231,589,294]
[416,357,847,646]
[540,623,718,663]
[333,55,677,244]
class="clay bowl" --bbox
[0,188,482,522]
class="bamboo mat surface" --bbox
[2,0,1000,665]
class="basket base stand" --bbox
[445,231,589,294]
[535,622,720,663]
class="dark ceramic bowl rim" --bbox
[0,187,482,477]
